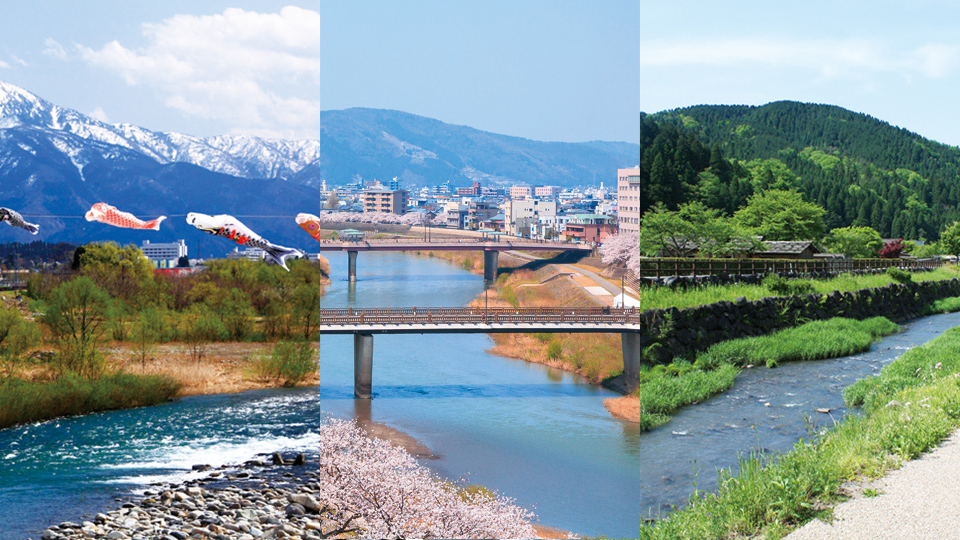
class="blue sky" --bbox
[0,1,641,143]
[6,2,955,149]
[641,0,960,147]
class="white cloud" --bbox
[78,6,322,139]
[88,107,111,123]
[44,38,67,60]
[0,59,9,69]
[641,37,959,79]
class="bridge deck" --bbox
[306,240,592,252]
[312,306,644,334]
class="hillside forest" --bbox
[640,101,960,243]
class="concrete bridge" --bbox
[312,306,646,398]
[309,240,593,281]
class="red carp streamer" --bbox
[85,202,166,231]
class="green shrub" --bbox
[763,274,815,296]
[546,340,563,359]
[532,332,553,344]
[256,341,318,387]
[886,267,912,283]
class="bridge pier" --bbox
[354,333,373,398]
[620,332,646,384]
[347,250,358,282]
[483,251,499,282]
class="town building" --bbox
[458,182,482,196]
[616,167,642,235]
[363,188,409,214]
[531,213,571,240]
[226,247,267,262]
[502,199,557,237]
[444,199,501,229]
[140,239,188,268]
[510,185,534,200]
[563,214,617,245]
[534,186,561,199]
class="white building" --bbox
[226,247,267,262]
[501,199,557,237]
[140,239,188,268]
[531,213,571,240]
[616,167,642,235]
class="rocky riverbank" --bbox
[33,417,546,540]
[36,462,367,540]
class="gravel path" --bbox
[786,428,960,540]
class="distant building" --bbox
[534,186,561,200]
[510,185,534,200]
[468,201,499,229]
[563,214,617,245]
[226,247,267,262]
[616,167,642,235]
[502,199,557,237]
[363,189,409,214]
[458,182,482,196]
[140,239,188,268]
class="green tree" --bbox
[733,189,826,241]
[41,276,112,378]
[290,283,326,340]
[130,307,163,369]
[182,305,228,363]
[638,202,761,257]
[638,203,697,257]
[0,306,41,378]
[940,221,960,258]
[77,242,155,303]
[822,226,884,258]
[217,288,255,341]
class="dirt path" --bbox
[786,428,960,539]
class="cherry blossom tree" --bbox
[308,418,538,539]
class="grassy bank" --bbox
[625,317,899,429]
[0,372,181,429]
[477,261,959,384]
[637,321,960,539]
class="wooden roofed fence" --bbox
[629,257,943,279]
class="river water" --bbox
[2,252,959,539]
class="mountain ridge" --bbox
[0,80,638,251]
[648,101,960,240]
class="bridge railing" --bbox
[315,306,645,325]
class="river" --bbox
[1,252,959,539]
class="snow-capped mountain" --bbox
[0,80,321,181]
[0,79,638,249]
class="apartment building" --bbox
[502,199,557,237]
[363,189,409,214]
[616,167,642,235]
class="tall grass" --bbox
[922,295,960,315]
[700,317,898,369]
[0,372,181,429]
[637,318,960,539]
[631,266,960,312]
[631,317,899,430]
[254,341,317,387]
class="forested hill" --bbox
[648,101,960,240]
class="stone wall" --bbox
[626,278,960,365]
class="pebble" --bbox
[33,468,368,540]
